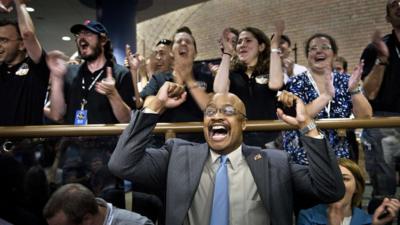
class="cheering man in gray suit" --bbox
[108,82,345,225]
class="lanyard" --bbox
[80,70,104,108]
[306,70,332,118]
[395,46,400,59]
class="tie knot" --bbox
[220,155,228,164]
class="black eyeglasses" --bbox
[204,105,246,118]
[156,39,172,46]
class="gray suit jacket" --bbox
[108,111,344,225]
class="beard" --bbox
[78,40,102,62]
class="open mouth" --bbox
[79,41,89,49]
[178,48,188,56]
[209,123,229,141]
[315,56,326,62]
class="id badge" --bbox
[74,110,88,125]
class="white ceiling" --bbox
[0,0,207,57]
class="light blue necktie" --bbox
[210,155,229,225]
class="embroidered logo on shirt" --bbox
[255,74,268,84]
[15,63,29,76]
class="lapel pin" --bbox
[254,153,262,160]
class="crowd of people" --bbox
[1,0,400,224]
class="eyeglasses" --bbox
[204,105,246,118]
[74,30,96,38]
[156,39,172,46]
[0,37,21,44]
[308,44,332,53]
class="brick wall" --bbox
[137,0,391,69]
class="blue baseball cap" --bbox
[70,20,109,36]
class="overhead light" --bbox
[26,7,34,12]
[62,36,71,41]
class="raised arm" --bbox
[214,28,235,93]
[348,60,372,118]
[362,30,389,100]
[14,0,42,63]
[108,82,186,190]
[95,67,132,123]
[268,20,285,90]
[126,44,144,109]
[47,51,68,123]
[173,49,211,110]
[277,91,345,207]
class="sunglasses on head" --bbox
[156,39,172,46]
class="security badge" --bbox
[15,63,29,76]
[74,99,88,125]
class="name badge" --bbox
[255,74,269,84]
[74,110,88,125]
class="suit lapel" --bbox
[243,145,272,221]
[187,143,209,204]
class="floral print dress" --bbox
[283,70,352,165]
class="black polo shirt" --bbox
[0,51,49,125]
[361,30,400,113]
[140,69,214,122]
[64,61,135,124]
[229,68,278,120]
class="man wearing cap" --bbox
[48,20,134,124]
[0,0,50,126]
[46,20,135,196]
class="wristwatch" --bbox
[299,121,317,135]
[349,85,362,95]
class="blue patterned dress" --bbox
[283,70,352,165]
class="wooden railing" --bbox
[1,117,400,138]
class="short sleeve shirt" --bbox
[361,30,400,113]
[64,61,135,124]
[140,70,214,122]
[0,51,49,125]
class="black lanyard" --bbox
[80,70,104,109]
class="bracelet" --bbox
[271,48,282,54]
[349,86,362,95]
[375,58,388,66]
[299,120,317,135]
[223,52,232,57]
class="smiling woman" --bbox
[213,27,283,148]
[283,33,372,165]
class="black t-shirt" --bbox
[0,51,49,125]
[64,61,135,124]
[140,69,214,122]
[361,30,400,113]
[229,69,278,120]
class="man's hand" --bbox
[0,0,13,13]
[95,67,117,96]
[156,81,187,109]
[125,44,142,70]
[372,198,400,225]
[282,58,294,75]
[372,30,389,63]
[47,50,68,80]
[276,90,310,128]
